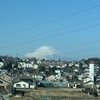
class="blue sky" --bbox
[0,0,100,60]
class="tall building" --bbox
[89,60,94,83]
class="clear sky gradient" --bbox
[0,0,100,60]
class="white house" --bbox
[61,65,66,68]
[36,75,43,80]
[37,60,41,64]
[47,75,56,81]
[83,77,91,84]
[33,64,38,69]
[0,62,3,68]
[82,64,88,68]
[84,81,94,86]
[19,62,33,68]
[14,81,35,89]
[69,63,73,67]
[56,66,61,68]
[82,77,94,87]
[55,73,61,81]
[75,64,79,67]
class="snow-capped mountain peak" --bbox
[25,46,65,60]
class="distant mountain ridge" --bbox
[25,46,68,60]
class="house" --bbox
[68,63,73,67]
[0,73,12,96]
[82,77,94,87]
[0,78,12,96]
[13,81,35,89]
[0,62,3,68]
[52,81,68,87]
[84,81,94,86]
[13,75,36,89]
[37,80,52,88]
[0,78,10,89]
[33,64,38,69]
[75,63,79,67]
[37,60,41,64]
[55,73,62,81]
[73,82,82,88]
[36,75,43,80]
[82,64,88,68]
[96,77,100,84]
[47,75,56,81]
[0,86,10,96]
[18,63,22,68]
[19,62,33,68]
[82,77,91,83]
[0,73,12,84]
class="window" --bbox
[30,82,33,85]
[23,84,26,88]
[0,81,3,83]
[16,84,21,87]
[3,76,5,78]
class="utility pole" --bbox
[12,64,14,95]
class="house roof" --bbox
[13,75,35,84]
[84,80,93,84]
[82,77,91,79]
[0,78,11,85]
[0,73,12,79]
[14,80,29,84]
[18,75,32,79]
[13,75,33,82]
[20,79,34,83]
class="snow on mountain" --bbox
[25,46,66,60]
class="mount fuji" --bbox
[25,46,68,60]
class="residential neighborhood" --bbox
[1,0,100,100]
[0,55,100,99]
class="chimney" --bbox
[89,60,94,82]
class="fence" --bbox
[24,96,100,100]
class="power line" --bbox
[0,17,100,43]
[0,4,100,37]
[13,52,100,61]
[10,45,100,56]
[3,39,100,59]
[63,47,100,54]
[4,39,100,59]
[0,23,100,49]
[56,40,100,49]
[72,53,100,59]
